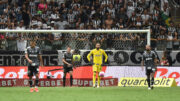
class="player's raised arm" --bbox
[87,50,93,62]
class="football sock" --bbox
[151,77,154,85]
[147,75,151,87]
[97,75,100,87]
[93,72,96,86]
[70,75,73,86]
[35,79,39,87]
[29,80,33,87]
[63,73,66,87]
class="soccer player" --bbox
[62,46,74,87]
[25,41,43,92]
[142,45,158,90]
[87,43,108,88]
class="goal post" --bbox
[0,29,150,66]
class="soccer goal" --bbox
[0,29,150,66]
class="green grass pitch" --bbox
[0,87,179,101]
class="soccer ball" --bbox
[99,71,105,77]
[47,72,54,79]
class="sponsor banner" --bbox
[0,66,180,86]
[0,51,58,66]
[105,66,180,86]
[118,78,177,87]
[0,78,118,87]
[1,50,180,66]
[0,66,107,79]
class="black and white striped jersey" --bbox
[25,46,42,66]
[142,51,157,68]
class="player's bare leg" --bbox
[34,73,39,92]
[69,71,73,87]
[29,76,33,92]
[93,71,97,88]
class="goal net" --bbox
[0,29,150,66]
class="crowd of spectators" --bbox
[174,0,180,5]
[0,0,179,51]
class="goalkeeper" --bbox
[87,43,108,88]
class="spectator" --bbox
[0,14,8,29]
[141,9,150,25]
[128,12,136,28]
[14,3,22,22]
[161,3,170,17]
[116,8,128,24]
[71,0,80,9]
[166,32,174,50]
[160,56,169,66]
[157,30,166,50]
[38,0,47,12]
[107,4,115,18]
[134,16,142,29]
[163,50,173,66]
[52,25,63,50]
[6,23,17,50]
[116,18,126,29]
[177,24,180,48]
[0,0,175,51]
[44,33,53,50]
[0,33,6,50]
[50,10,60,21]
[59,3,68,19]
[22,4,30,27]
[167,22,178,50]
[67,9,76,28]
[55,17,68,29]
[0,0,8,15]
[72,5,79,16]
[126,1,135,18]
[105,14,113,28]
[78,9,88,24]
[92,15,101,29]
[30,0,36,16]
[116,34,126,50]
[16,21,27,51]
[92,33,104,46]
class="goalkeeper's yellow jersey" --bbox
[87,49,108,65]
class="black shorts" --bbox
[63,67,73,73]
[28,66,39,77]
[146,66,157,76]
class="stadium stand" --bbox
[0,0,179,51]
